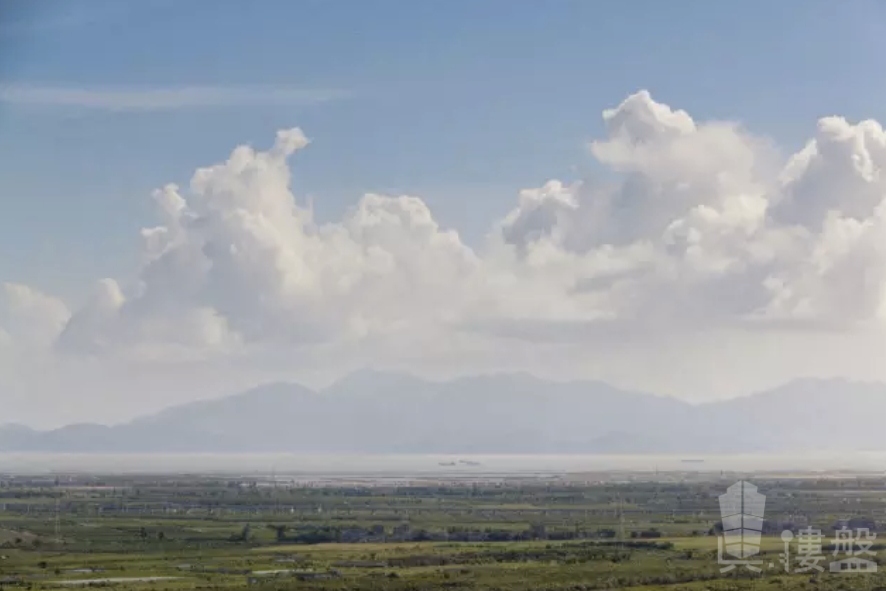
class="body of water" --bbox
[2,452,886,475]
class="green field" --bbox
[2,472,886,589]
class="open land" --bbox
[2,467,886,590]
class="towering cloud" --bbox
[5,90,886,423]
[0,283,70,350]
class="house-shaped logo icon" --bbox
[719,480,766,559]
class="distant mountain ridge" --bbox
[2,372,884,454]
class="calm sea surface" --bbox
[2,452,886,475]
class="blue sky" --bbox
[2,0,886,304]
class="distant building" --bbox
[340,527,369,543]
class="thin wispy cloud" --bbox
[0,84,350,111]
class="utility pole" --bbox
[271,464,279,515]
[618,494,626,545]
[54,496,61,545]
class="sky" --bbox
[4,1,886,427]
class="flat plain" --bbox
[3,469,886,590]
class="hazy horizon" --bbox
[5,373,886,456]
[2,370,879,431]
[4,451,886,476]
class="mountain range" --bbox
[1,371,883,454]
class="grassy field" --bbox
[2,472,886,589]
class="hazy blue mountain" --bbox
[0,423,38,450]
[2,373,884,453]
[692,378,886,452]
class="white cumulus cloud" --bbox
[7,89,886,423]
[0,283,70,350]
